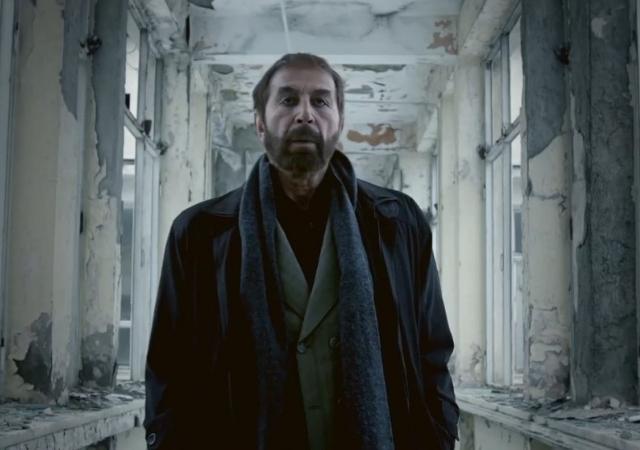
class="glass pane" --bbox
[125,13,140,117]
[509,18,523,123]
[491,51,503,143]
[118,327,131,366]
[123,125,136,160]
[490,152,506,384]
[510,134,524,378]
[121,127,136,331]
[121,160,135,316]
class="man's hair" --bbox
[252,53,345,120]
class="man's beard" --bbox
[263,125,340,176]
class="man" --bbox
[144,53,458,450]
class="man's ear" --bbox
[255,111,266,143]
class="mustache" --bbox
[285,126,322,143]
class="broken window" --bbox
[0,0,17,390]
[117,7,162,381]
[484,11,524,386]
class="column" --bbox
[567,0,636,404]
[79,0,127,388]
[521,0,572,400]
[5,0,89,401]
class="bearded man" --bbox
[144,53,459,450]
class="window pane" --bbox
[121,160,135,321]
[117,327,131,366]
[120,126,136,371]
[490,152,506,384]
[123,125,136,160]
[491,52,503,143]
[509,18,523,123]
[510,134,524,379]
[125,13,140,117]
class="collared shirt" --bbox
[272,166,333,286]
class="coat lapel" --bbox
[275,222,309,319]
[299,223,339,341]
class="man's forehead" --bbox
[268,65,336,93]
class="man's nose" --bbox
[295,100,314,124]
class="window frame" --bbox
[635,0,640,403]
[118,5,162,381]
[0,0,17,396]
[484,3,523,387]
[430,150,439,261]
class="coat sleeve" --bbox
[414,208,459,449]
[144,222,192,449]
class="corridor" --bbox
[0,0,638,448]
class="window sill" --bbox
[0,398,143,449]
[457,388,640,450]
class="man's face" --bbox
[255,64,343,178]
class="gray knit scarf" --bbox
[238,151,394,450]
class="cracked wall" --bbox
[437,60,486,387]
[158,54,211,255]
[521,0,571,401]
[79,0,128,389]
[567,0,636,404]
[5,0,86,402]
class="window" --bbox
[484,9,524,386]
[118,7,162,381]
[0,0,16,391]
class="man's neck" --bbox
[275,166,328,210]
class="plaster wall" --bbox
[5,0,84,401]
[568,0,637,404]
[344,121,417,152]
[520,0,571,401]
[397,152,430,209]
[453,61,486,386]
[457,0,515,58]
[158,56,210,254]
[438,92,460,366]
[80,0,128,389]
[522,134,571,400]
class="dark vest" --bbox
[276,221,340,450]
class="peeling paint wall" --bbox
[158,55,210,254]
[5,0,85,401]
[457,0,514,58]
[79,0,128,390]
[438,91,460,377]
[521,0,571,401]
[567,0,637,404]
[453,60,486,386]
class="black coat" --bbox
[144,179,459,450]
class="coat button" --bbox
[146,433,157,446]
[297,342,307,354]
[329,336,339,349]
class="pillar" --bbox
[80,0,127,388]
[5,0,89,402]
[520,0,571,400]
[567,0,636,404]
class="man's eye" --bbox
[280,97,296,106]
[312,98,328,107]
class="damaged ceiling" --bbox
[186,0,461,152]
